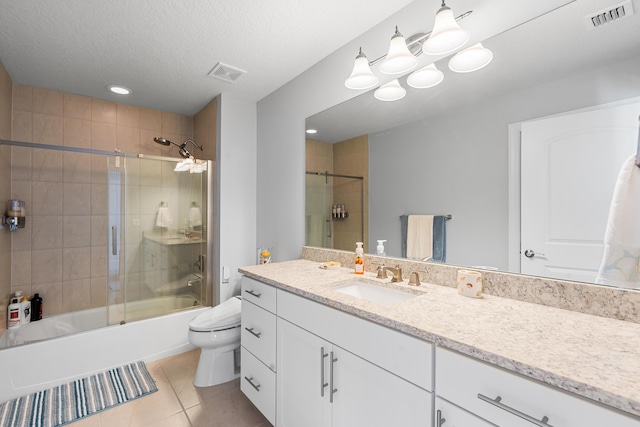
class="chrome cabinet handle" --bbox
[436,409,446,427]
[111,226,117,256]
[524,249,546,258]
[329,351,338,403]
[244,376,261,392]
[320,347,328,397]
[246,289,261,298]
[477,394,553,427]
[244,327,261,338]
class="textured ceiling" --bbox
[0,0,415,115]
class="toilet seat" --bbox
[189,296,242,332]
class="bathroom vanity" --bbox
[239,259,640,426]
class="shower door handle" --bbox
[112,226,117,256]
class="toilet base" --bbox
[194,343,240,387]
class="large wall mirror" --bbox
[305,0,640,288]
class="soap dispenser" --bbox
[354,242,364,274]
[376,240,387,256]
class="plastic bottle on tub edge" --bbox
[354,242,365,274]
[7,292,22,329]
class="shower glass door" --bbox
[305,173,333,249]
[108,155,208,325]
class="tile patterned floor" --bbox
[73,349,271,427]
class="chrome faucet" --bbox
[383,265,403,282]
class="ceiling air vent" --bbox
[584,0,634,29]
[208,63,247,83]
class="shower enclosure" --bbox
[1,139,213,347]
[305,171,365,251]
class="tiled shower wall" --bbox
[9,84,198,318]
[0,62,12,332]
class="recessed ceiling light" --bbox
[107,85,132,95]
[306,129,318,134]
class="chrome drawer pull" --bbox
[436,409,446,426]
[477,394,553,427]
[246,289,262,298]
[320,347,329,397]
[329,351,338,403]
[244,376,261,392]
[245,327,261,338]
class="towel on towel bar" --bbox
[407,215,434,260]
[401,215,447,262]
[156,206,173,228]
[595,153,640,289]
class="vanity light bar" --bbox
[585,0,634,29]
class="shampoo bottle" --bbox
[30,293,43,321]
[354,242,364,274]
[7,292,22,329]
[20,296,31,325]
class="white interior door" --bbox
[520,101,640,282]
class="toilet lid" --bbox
[189,296,242,332]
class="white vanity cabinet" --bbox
[277,289,433,427]
[436,347,640,427]
[435,397,495,427]
[240,277,277,425]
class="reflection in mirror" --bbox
[305,0,640,288]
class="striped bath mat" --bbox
[0,361,157,427]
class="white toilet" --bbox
[188,295,242,387]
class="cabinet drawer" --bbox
[241,300,276,371]
[435,397,494,427]
[241,276,276,313]
[436,347,639,427]
[278,289,433,391]
[240,347,276,426]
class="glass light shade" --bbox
[345,50,379,90]
[407,63,444,88]
[448,43,493,73]
[174,158,194,171]
[374,79,406,102]
[379,29,418,75]
[422,5,469,55]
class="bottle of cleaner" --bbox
[8,292,22,329]
[376,240,387,256]
[30,293,43,321]
[20,296,31,325]
[354,242,364,274]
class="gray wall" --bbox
[369,55,640,270]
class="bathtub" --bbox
[0,296,208,404]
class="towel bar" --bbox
[399,214,452,220]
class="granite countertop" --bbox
[239,259,640,419]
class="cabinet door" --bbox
[277,318,331,427]
[435,397,496,427]
[332,348,432,427]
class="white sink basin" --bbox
[333,281,416,306]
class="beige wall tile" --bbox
[91,215,108,246]
[63,152,92,183]
[12,84,32,112]
[116,125,140,153]
[117,103,140,128]
[62,278,91,312]
[140,107,162,131]
[32,248,63,284]
[194,98,216,161]
[32,281,63,316]
[32,181,63,215]
[91,183,108,215]
[11,222,31,251]
[32,113,63,145]
[11,147,31,180]
[32,88,63,116]
[92,98,117,124]
[91,121,116,151]
[63,183,91,215]
[63,93,92,120]
[32,148,63,182]
[140,128,163,155]
[161,111,181,135]
[32,216,63,250]
[63,117,91,148]
[90,154,108,184]
[181,115,194,139]
[91,246,107,278]
[12,110,32,142]
[63,247,91,280]
[90,276,107,308]
[11,250,32,287]
[63,215,91,248]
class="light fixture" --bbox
[153,137,203,159]
[345,48,379,90]
[448,43,493,73]
[407,63,444,88]
[306,129,318,134]
[107,85,131,95]
[374,79,406,102]
[422,1,469,55]
[379,26,418,75]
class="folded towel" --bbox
[407,215,434,260]
[156,206,173,228]
[431,215,447,263]
[189,206,202,227]
[596,153,640,288]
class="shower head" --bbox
[153,137,173,146]
[178,145,192,159]
[153,137,202,160]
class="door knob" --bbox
[524,249,545,258]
